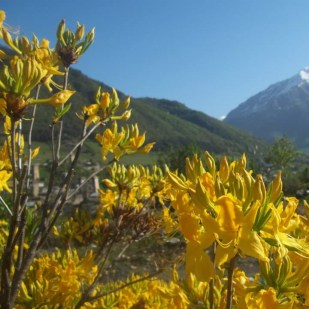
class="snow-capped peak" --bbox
[264,66,309,99]
[299,67,309,82]
[227,66,309,115]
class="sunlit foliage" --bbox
[0,8,309,309]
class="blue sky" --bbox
[3,1,309,118]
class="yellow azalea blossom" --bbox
[84,274,190,309]
[0,219,9,256]
[80,88,132,127]
[35,39,62,76]
[0,57,46,119]
[17,249,98,307]
[0,57,45,98]
[98,188,117,214]
[186,241,215,282]
[166,152,292,290]
[245,288,280,309]
[100,91,110,109]
[0,170,12,193]
[56,19,95,67]
[96,122,154,161]
[0,10,6,30]
[30,89,75,108]
[96,127,125,161]
[1,31,63,91]
[83,103,100,126]
[0,141,11,171]
[138,141,155,154]
[0,98,6,115]
[262,200,309,258]
[200,195,269,267]
[129,132,146,150]
[162,207,178,234]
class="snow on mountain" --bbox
[224,67,309,148]
[299,67,309,83]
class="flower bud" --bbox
[75,23,85,41]
[102,179,117,188]
[100,92,110,109]
[205,151,216,176]
[122,96,131,109]
[40,38,50,48]
[120,109,131,121]
[86,27,95,44]
[31,90,75,108]
[57,19,66,45]
[219,156,229,183]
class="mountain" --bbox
[26,68,266,157]
[225,68,309,148]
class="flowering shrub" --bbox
[1,8,309,309]
[166,153,309,308]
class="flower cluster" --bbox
[80,87,131,127]
[96,121,155,161]
[166,152,309,307]
[16,249,98,308]
[2,6,309,309]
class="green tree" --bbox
[157,144,203,173]
[265,136,298,170]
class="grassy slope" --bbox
[26,68,267,160]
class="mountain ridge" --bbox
[225,67,309,149]
[24,68,267,157]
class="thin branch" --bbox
[46,120,87,223]
[58,121,102,166]
[0,195,13,216]
[37,170,75,249]
[11,120,17,205]
[66,161,114,201]
[209,242,216,309]
[26,84,41,190]
[74,238,117,309]
[84,270,163,304]
[15,207,26,271]
[56,67,69,161]
[17,120,22,174]
[51,123,57,162]
[226,254,237,309]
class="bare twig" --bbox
[74,238,117,309]
[26,84,41,190]
[11,120,17,205]
[0,195,13,216]
[17,120,22,174]
[209,242,216,309]
[66,159,114,200]
[56,67,69,161]
[226,254,237,309]
[82,270,163,305]
[59,121,102,166]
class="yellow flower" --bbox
[186,241,215,282]
[96,127,125,161]
[0,98,6,115]
[162,207,178,234]
[100,92,110,109]
[0,170,12,193]
[200,195,269,267]
[0,10,6,29]
[81,88,131,127]
[0,140,11,171]
[245,288,280,309]
[96,122,154,161]
[56,19,95,67]
[31,90,75,108]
